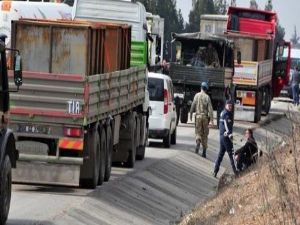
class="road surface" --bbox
[8,99,292,225]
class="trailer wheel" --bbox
[98,129,106,185]
[0,155,12,225]
[180,107,188,124]
[104,126,112,182]
[125,115,136,168]
[80,128,100,189]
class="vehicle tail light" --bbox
[164,89,168,114]
[63,127,82,137]
[246,91,255,98]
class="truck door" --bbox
[272,42,291,97]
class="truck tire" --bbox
[163,130,171,148]
[98,129,106,185]
[171,127,177,145]
[104,126,112,182]
[0,155,12,225]
[262,87,271,115]
[80,128,100,189]
[136,116,146,160]
[180,107,188,124]
[125,116,137,168]
[254,90,262,123]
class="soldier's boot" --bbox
[195,140,200,154]
[202,149,206,158]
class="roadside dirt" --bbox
[180,134,300,225]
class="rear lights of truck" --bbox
[164,89,168,114]
[63,127,82,137]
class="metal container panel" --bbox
[87,66,146,123]
[9,71,86,126]
[51,27,89,75]
[169,64,227,88]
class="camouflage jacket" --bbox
[190,91,213,119]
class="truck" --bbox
[0,35,22,225]
[169,32,235,124]
[9,19,148,188]
[225,6,291,122]
[146,12,165,69]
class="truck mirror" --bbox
[237,51,241,64]
[14,54,22,87]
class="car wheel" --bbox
[163,130,171,148]
[171,127,177,145]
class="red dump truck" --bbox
[9,19,149,188]
[225,7,291,122]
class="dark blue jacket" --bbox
[219,109,233,137]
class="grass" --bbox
[180,113,300,225]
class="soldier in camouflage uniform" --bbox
[190,82,214,158]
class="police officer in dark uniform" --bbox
[213,100,238,177]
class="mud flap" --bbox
[12,161,80,186]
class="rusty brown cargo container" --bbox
[11,19,131,74]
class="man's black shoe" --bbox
[213,171,217,178]
[202,149,206,158]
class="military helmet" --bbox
[201,82,209,90]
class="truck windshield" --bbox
[148,77,164,101]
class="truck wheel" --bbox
[0,155,12,225]
[80,128,100,189]
[125,116,136,168]
[262,87,271,115]
[180,108,188,124]
[136,116,146,160]
[98,129,106,185]
[254,91,262,123]
[163,130,171,148]
[171,127,177,145]
[104,126,113,182]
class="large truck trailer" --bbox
[9,19,148,188]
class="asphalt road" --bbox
[8,99,292,225]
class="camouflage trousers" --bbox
[195,115,209,150]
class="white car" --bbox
[148,72,177,148]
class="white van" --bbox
[148,73,177,148]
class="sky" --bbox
[176,0,299,40]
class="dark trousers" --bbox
[214,136,237,174]
[292,84,299,105]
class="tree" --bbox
[214,0,228,15]
[291,26,300,47]
[138,0,185,60]
[265,0,273,11]
[276,24,285,42]
[250,0,258,9]
[186,0,216,32]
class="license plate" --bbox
[18,124,49,134]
